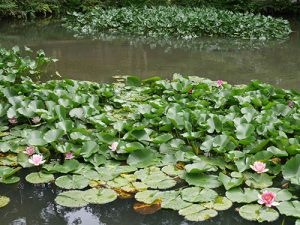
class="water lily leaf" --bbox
[80,141,99,158]
[83,188,117,204]
[244,173,273,189]
[55,190,88,207]
[25,172,54,184]
[282,154,300,185]
[0,176,20,184]
[239,204,279,222]
[135,190,162,204]
[27,130,47,146]
[152,134,173,144]
[161,192,192,210]
[184,173,221,188]
[218,172,243,190]
[17,152,32,168]
[185,161,217,173]
[133,201,161,215]
[124,142,144,153]
[43,159,80,174]
[55,120,74,133]
[55,175,89,189]
[181,187,218,203]
[236,123,255,140]
[0,196,10,208]
[226,188,259,203]
[44,129,64,143]
[276,201,300,218]
[202,196,232,211]
[184,209,218,222]
[178,204,206,216]
[296,219,300,225]
[266,146,288,157]
[127,149,156,168]
[161,165,185,177]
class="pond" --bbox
[0,18,299,225]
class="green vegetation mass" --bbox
[0,47,300,223]
[64,6,291,40]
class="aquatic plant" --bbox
[64,6,291,40]
[0,47,300,224]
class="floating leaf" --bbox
[135,190,162,204]
[55,190,88,207]
[226,188,259,203]
[83,188,117,204]
[218,172,243,190]
[25,172,54,184]
[282,154,300,185]
[181,187,218,203]
[184,173,221,188]
[0,196,10,208]
[184,209,218,222]
[239,204,279,222]
[202,196,232,211]
[276,201,300,218]
[55,175,89,189]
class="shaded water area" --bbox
[0,18,299,225]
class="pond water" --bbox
[0,18,299,225]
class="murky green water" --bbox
[0,19,299,225]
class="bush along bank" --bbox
[0,47,300,223]
[63,6,291,40]
[0,0,299,19]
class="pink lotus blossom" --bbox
[188,89,193,94]
[28,154,45,166]
[250,161,269,173]
[217,80,223,87]
[258,191,280,207]
[109,142,118,152]
[24,146,35,156]
[32,116,41,124]
[288,101,294,108]
[65,152,74,160]
[8,117,18,124]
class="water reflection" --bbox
[0,20,299,90]
[0,173,295,225]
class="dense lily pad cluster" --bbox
[63,6,292,40]
[0,47,300,223]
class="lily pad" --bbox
[55,190,88,207]
[25,172,55,184]
[276,201,300,218]
[184,173,221,188]
[181,187,218,203]
[239,204,279,222]
[55,175,89,189]
[0,196,10,208]
[282,154,300,185]
[202,196,232,211]
[185,209,218,222]
[226,188,259,203]
[83,188,117,204]
[135,190,162,204]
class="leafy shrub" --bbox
[64,6,291,40]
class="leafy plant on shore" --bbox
[0,47,300,223]
[63,6,291,40]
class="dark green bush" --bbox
[64,6,291,40]
[0,0,299,19]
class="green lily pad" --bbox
[0,196,10,208]
[282,154,300,185]
[276,201,300,218]
[181,187,218,203]
[178,204,206,216]
[218,172,244,190]
[244,173,273,189]
[83,188,117,204]
[239,204,279,222]
[184,173,221,188]
[135,190,162,204]
[25,172,55,184]
[55,190,88,207]
[184,209,218,222]
[226,188,259,203]
[202,196,232,211]
[55,175,89,189]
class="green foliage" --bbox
[64,6,291,40]
[0,47,300,222]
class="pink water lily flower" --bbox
[65,152,74,160]
[28,154,45,166]
[250,161,269,173]
[32,116,41,124]
[24,146,35,156]
[217,80,224,87]
[109,142,118,152]
[258,191,280,207]
[8,117,18,124]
